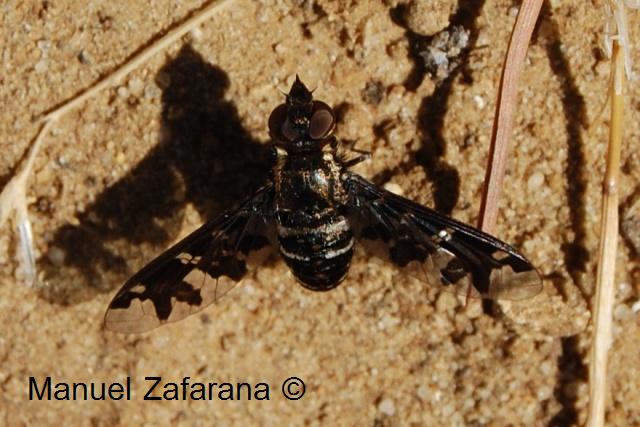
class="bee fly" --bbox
[105,77,542,333]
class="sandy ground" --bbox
[1,0,639,425]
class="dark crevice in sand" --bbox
[540,5,589,289]
[548,335,586,426]
[39,45,270,305]
[537,9,589,423]
[620,185,640,258]
[390,1,482,91]
[381,0,485,215]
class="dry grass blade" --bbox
[478,0,543,234]
[587,40,625,427]
[0,119,55,284]
[603,0,639,81]
[37,0,235,124]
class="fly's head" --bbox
[268,76,335,154]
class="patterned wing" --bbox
[104,184,276,333]
[346,174,542,300]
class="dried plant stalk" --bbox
[38,0,235,123]
[0,119,55,284]
[603,0,639,81]
[587,40,625,427]
[478,0,543,233]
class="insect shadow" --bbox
[39,45,271,306]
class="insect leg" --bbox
[333,138,371,167]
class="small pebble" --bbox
[527,172,545,190]
[274,43,287,54]
[152,334,170,349]
[189,27,203,41]
[416,384,429,400]
[404,0,455,36]
[117,86,129,98]
[618,282,632,300]
[35,59,48,73]
[435,291,457,313]
[144,84,160,99]
[464,299,483,319]
[77,50,91,64]
[539,360,554,376]
[537,386,553,400]
[47,246,66,266]
[420,26,470,81]
[612,304,630,322]
[37,39,51,53]
[361,80,385,105]
[378,398,396,416]
[128,78,144,96]
[441,403,455,416]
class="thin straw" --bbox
[587,39,625,427]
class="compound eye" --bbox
[309,101,335,139]
[268,104,298,141]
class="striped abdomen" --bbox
[277,211,354,291]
